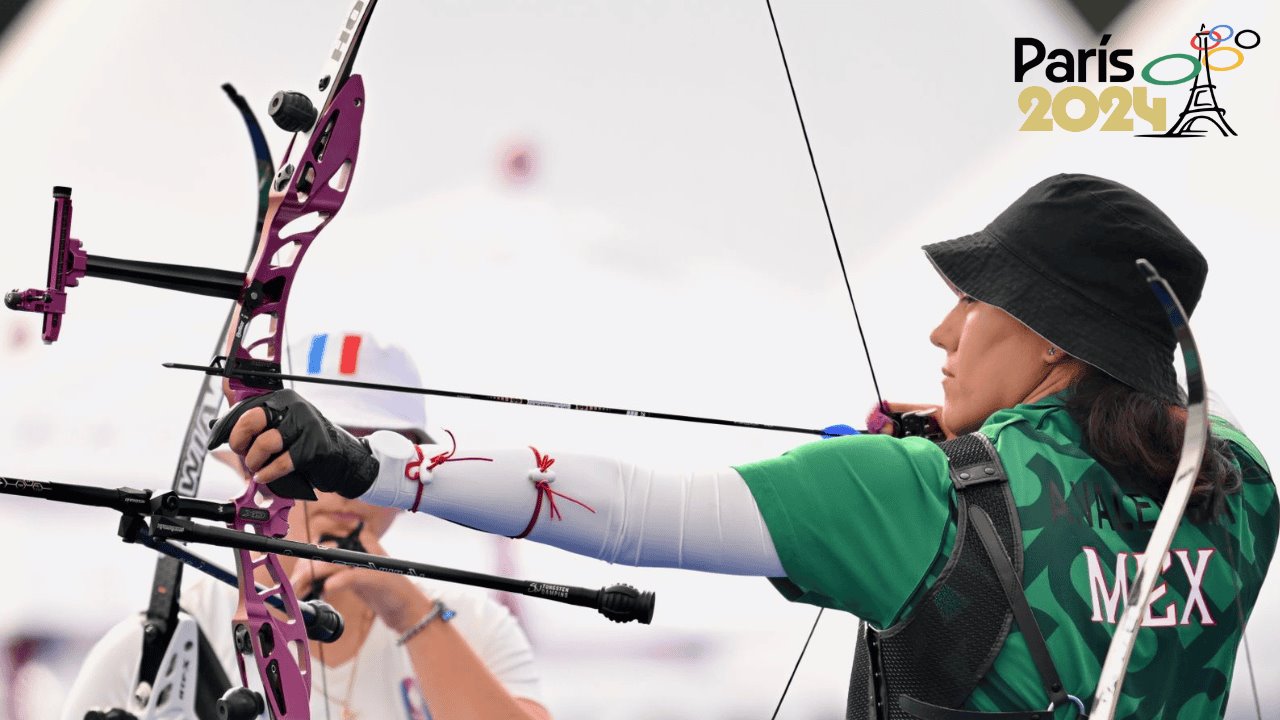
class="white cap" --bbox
[287,332,430,441]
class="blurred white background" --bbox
[0,0,1275,718]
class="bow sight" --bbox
[5,186,250,344]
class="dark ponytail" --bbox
[1063,367,1242,522]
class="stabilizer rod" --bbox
[85,255,244,299]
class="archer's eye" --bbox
[959,295,977,304]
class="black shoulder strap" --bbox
[969,505,1071,711]
[899,433,1085,720]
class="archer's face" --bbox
[214,445,399,543]
[285,490,399,545]
[929,293,1054,435]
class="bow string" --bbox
[763,1,886,716]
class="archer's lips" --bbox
[941,367,954,378]
[320,511,364,525]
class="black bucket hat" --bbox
[922,173,1207,404]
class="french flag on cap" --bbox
[306,333,364,376]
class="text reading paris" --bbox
[1014,25,1261,135]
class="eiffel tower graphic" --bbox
[1166,24,1237,136]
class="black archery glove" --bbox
[207,389,380,501]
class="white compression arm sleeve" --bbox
[361,431,785,576]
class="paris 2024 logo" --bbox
[1014,24,1261,136]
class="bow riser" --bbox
[223,74,366,403]
[229,523,312,718]
[218,5,377,716]
[223,70,367,720]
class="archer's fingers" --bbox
[355,527,388,557]
[208,395,275,452]
[288,559,317,592]
[252,451,295,485]
[317,567,363,596]
[289,558,341,594]
[244,429,286,473]
[881,402,941,415]
[228,408,273,456]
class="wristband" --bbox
[395,600,455,646]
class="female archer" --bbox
[213,175,1277,719]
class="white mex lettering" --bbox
[1081,546,1217,627]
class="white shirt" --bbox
[62,575,543,720]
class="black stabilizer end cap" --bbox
[217,687,265,720]
[302,599,345,643]
[598,583,656,624]
[268,91,318,133]
[84,710,139,720]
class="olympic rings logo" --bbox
[1141,24,1262,86]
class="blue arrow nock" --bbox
[820,424,860,439]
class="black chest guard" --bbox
[846,433,1083,720]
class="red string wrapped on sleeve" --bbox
[404,429,492,513]
[512,446,595,539]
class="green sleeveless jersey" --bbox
[737,394,1277,718]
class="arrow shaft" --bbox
[165,361,835,436]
